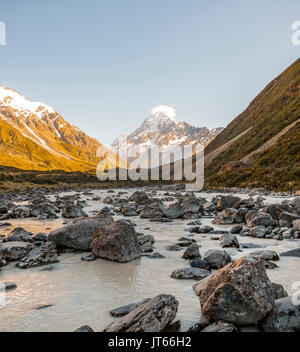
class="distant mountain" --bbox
[0,85,127,172]
[111,105,223,168]
[204,58,300,191]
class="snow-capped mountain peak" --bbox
[138,105,176,134]
[0,85,55,118]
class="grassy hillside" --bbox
[204,58,300,191]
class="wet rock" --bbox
[280,248,300,258]
[186,225,213,234]
[199,256,275,325]
[62,204,88,219]
[103,196,113,204]
[91,220,142,263]
[4,227,33,243]
[110,298,152,317]
[74,325,94,332]
[171,267,210,280]
[212,209,236,225]
[216,195,241,211]
[230,225,243,234]
[272,283,288,300]
[11,205,31,218]
[190,258,210,270]
[149,217,173,223]
[4,282,17,291]
[182,243,200,259]
[17,242,59,269]
[163,203,184,219]
[204,249,231,269]
[260,297,300,332]
[263,204,287,220]
[30,203,59,219]
[279,212,300,227]
[250,250,279,261]
[245,211,274,228]
[233,208,249,224]
[167,244,182,251]
[219,234,239,248]
[0,222,12,228]
[249,226,266,238]
[104,294,178,332]
[202,321,239,333]
[0,241,35,261]
[81,254,97,262]
[49,215,113,251]
[143,252,165,259]
[32,233,48,242]
[138,234,155,247]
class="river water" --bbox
[0,189,299,332]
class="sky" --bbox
[0,0,300,145]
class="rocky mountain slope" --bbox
[111,105,223,168]
[204,58,300,191]
[0,85,127,172]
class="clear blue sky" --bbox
[0,0,299,145]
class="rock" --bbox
[240,243,265,249]
[212,208,236,225]
[17,242,59,269]
[230,225,243,234]
[249,226,266,238]
[32,233,48,242]
[74,325,94,332]
[171,267,210,280]
[62,204,88,219]
[4,227,33,243]
[0,222,12,228]
[49,215,113,251]
[81,254,97,262]
[0,241,35,261]
[163,203,184,219]
[233,208,249,224]
[110,298,152,317]
[220,234,239,248]
[143,252,165,259]
[182,243,200,259]
[103,196,113,204]
[216,195,241,211]
[272,283,288,300]
[260,297,300,332]
[31,203,58,219]
[263,204,287,220]
[204,249,231,269]
[138,234,155,247]
[193,276,211,296]
[4,282,17,291]
[190,258,210,270]
[11,205,31,218]
[91,220,141,263]
[167,244,182,251]
[250,250,279,261]
[187,225,213,234]
[279,212,300,227]
[280,248,300,257]
[201,321,239,333]
[245,211,274,228]
[199,256,275,325]
[103,294,178,332]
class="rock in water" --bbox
[245,211,274,228]
[48,215,113,251]
[62,204,88,219]
[103,294,178,332]
[17,242,59,269]
[201,321,239,333]
[216,195,241,211]
[182,243,200,259]
[261,297,300,332]
[74,325,94,332]
[110,298,152,317]
[204,249,231,269]
[171,268,210,280]
[219,234,239,248]
[0,241,35,261]
[91,220,141,263]
[199,256,275,325]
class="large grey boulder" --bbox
[17,242,59,269]
[48,215,113,251]
[163,203,184,219]
[261,297,300,332]
[279,212,300,227]
[103,294,178,332]
[245,211,274,228]
[280,248,300,258]
[182,243,200,259]
[30,203,59,219]
[212,209,236,225]
[0,241,34,261]
[220,234,239,248]
[62,204,88,219]
[216,195,241,211]
[249,226,266,238]
[202,321,239,333]
[91,220,141,263]
[199,256,275,325]
[4,227,33,243]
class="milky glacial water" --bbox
[0,189,299,332]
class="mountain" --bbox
[204,58,300,191]
[111,105,223,168]
[0,85,127,172]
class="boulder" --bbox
[48,215,113,251]
[103,294,178,332]
[279,212,300,227]
[62,204,88,219]
[11,205,31,218]
[171,268,210,280]
[233,208,249,224]
[190,258,210,270]
[204,249,231,269]
[110,298,152,317]
[260,297,300,332]
[163,203,184,219]
[30,203,58,219]
[230,225,243,234]
[219,234,239,248]
[0,241,34,261]
[249,226,266,238]
[17,242,59,269]
[74,325,94,332]
[280,248,300,258]
[250,250,279,261]
[272,283,288,300]
[216,195,240,211]
[199,256,275,325]
[91,220,141,263]
[182,243,200,259]
[245,211,274,228]
[4,227,33,243]
[202,321,239,333]
[212,208,236,225]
